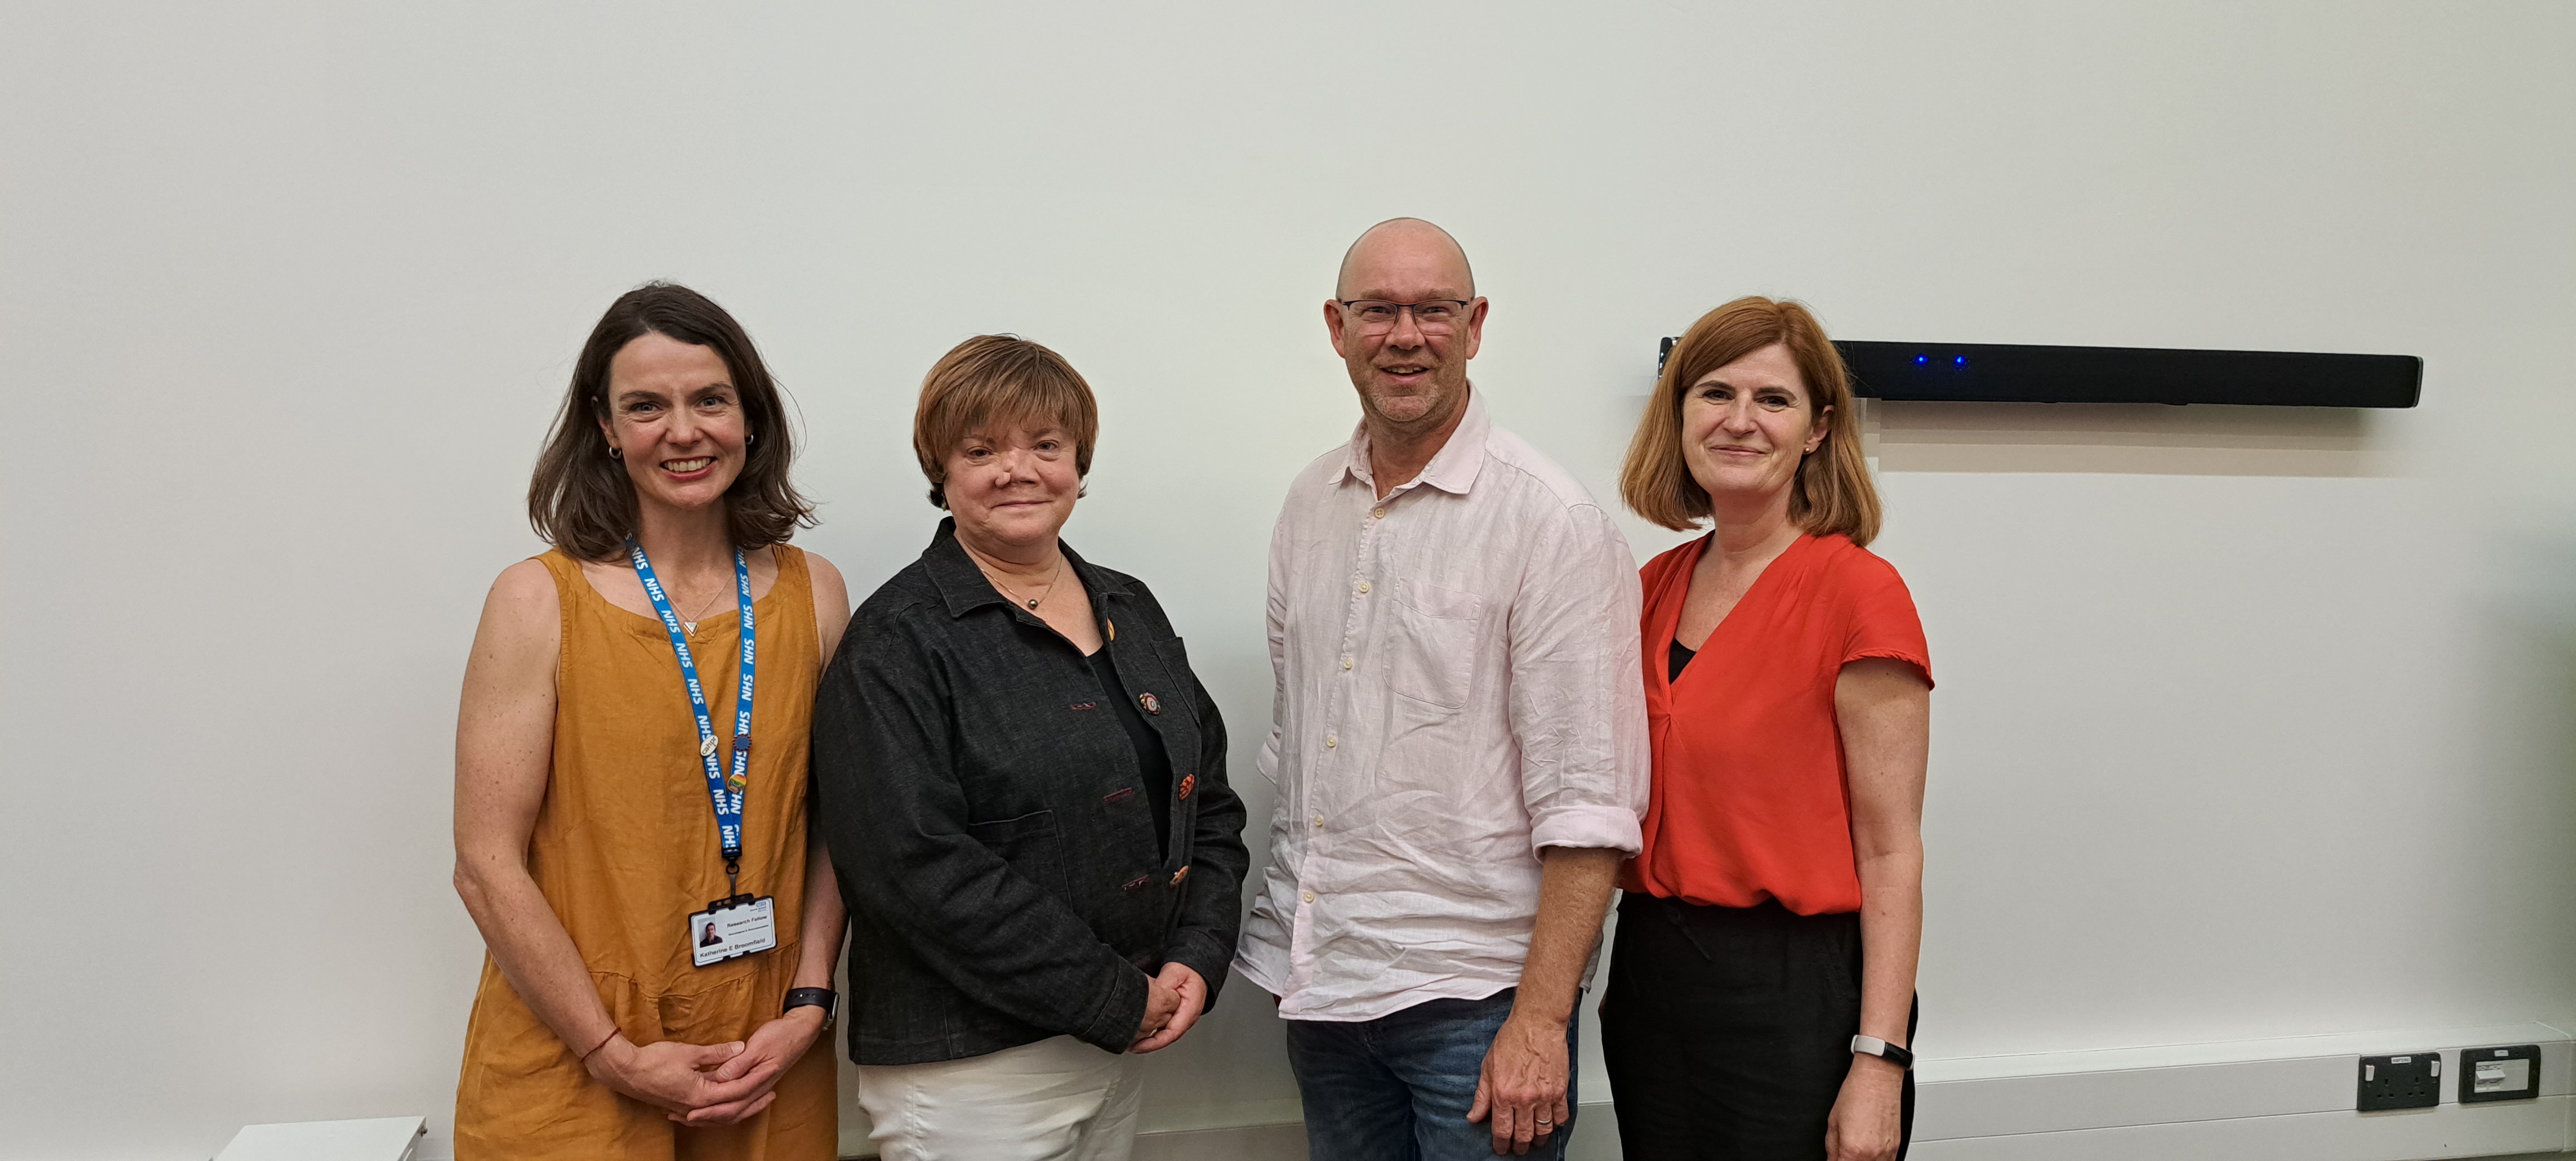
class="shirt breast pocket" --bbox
[1388,578,1484,711]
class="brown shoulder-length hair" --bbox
[528,282,816,560]
[1619,296,1881,545]
[912,335,1100,509]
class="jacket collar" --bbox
[923,516,1131,620]
[1335,387,1491,496]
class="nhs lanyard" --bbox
[627,539,755,888]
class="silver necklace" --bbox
[679,579,730,634]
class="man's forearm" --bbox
[1509,846,1624,1024]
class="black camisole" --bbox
[1085,646,1173,854]
[1668,638,1697,684]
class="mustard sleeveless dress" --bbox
[455,547,837,1160]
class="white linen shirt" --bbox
[1233,392,1649,1022]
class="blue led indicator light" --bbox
[1913,354,1929,365]
[1953,355,1969,367]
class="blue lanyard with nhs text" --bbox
[627,539,755,897]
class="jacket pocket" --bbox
[966,809,1070,904]
[1388,578,1483,710]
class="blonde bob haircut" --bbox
[1619,296,1882,546]
[912,334,1100,509]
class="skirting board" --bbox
[1911,1100,2572,1161]
[1911,1019,2574,1159]
[843,1100,2573,1161]
[847,1020,2576,1161]
[1115,1094,2570,1161]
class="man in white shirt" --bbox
[1233,218,1648,1159]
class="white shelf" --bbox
[216,1116,426,1161]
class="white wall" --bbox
[3,3,2570,1158]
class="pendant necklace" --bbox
[679,579,730,635]
[980,554,1065,611]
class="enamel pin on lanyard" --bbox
[628,539,778,968]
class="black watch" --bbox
[1850,1035,1913,1070]
[783,987,836,1030]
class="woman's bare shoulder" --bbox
[801,550,849,603]
[483,555,564,631]
[802,550,853,655]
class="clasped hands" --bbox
[586,963,1204,1123]
[1130,962,1208,1053]
[582,1005,826,1126]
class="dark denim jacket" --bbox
[812,520,1250,1065]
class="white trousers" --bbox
[854,1035,1146,1161]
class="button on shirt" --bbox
[1233,393,1649,1021]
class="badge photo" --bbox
[687,895,779,968]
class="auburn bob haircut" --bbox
[912,335,1100,509]
[1619,296,1881,545]
[528,282,814,560]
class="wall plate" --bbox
[2357,1052,2442,1111]
[2460,1045,2541,1103]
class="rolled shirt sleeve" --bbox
[1509,501,1649,857]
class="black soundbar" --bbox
[1656,338,2422,407]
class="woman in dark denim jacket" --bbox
[812,334,1248,1161]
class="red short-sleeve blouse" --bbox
[1620,533,1931,916]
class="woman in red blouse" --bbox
[1603,297,1932,1161]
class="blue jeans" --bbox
[1284,989,1579,1160]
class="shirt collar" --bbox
[923,516,1131,619]
[1335,388,1492,496]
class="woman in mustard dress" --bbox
[451,282,850,1159]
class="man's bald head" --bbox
[1335,217,1476,301]
[1323,217,1486,438]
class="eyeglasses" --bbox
[1336,298,1474,335]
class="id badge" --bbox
[686,895,778,967]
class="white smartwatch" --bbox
[1851,1035,1914,1070]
